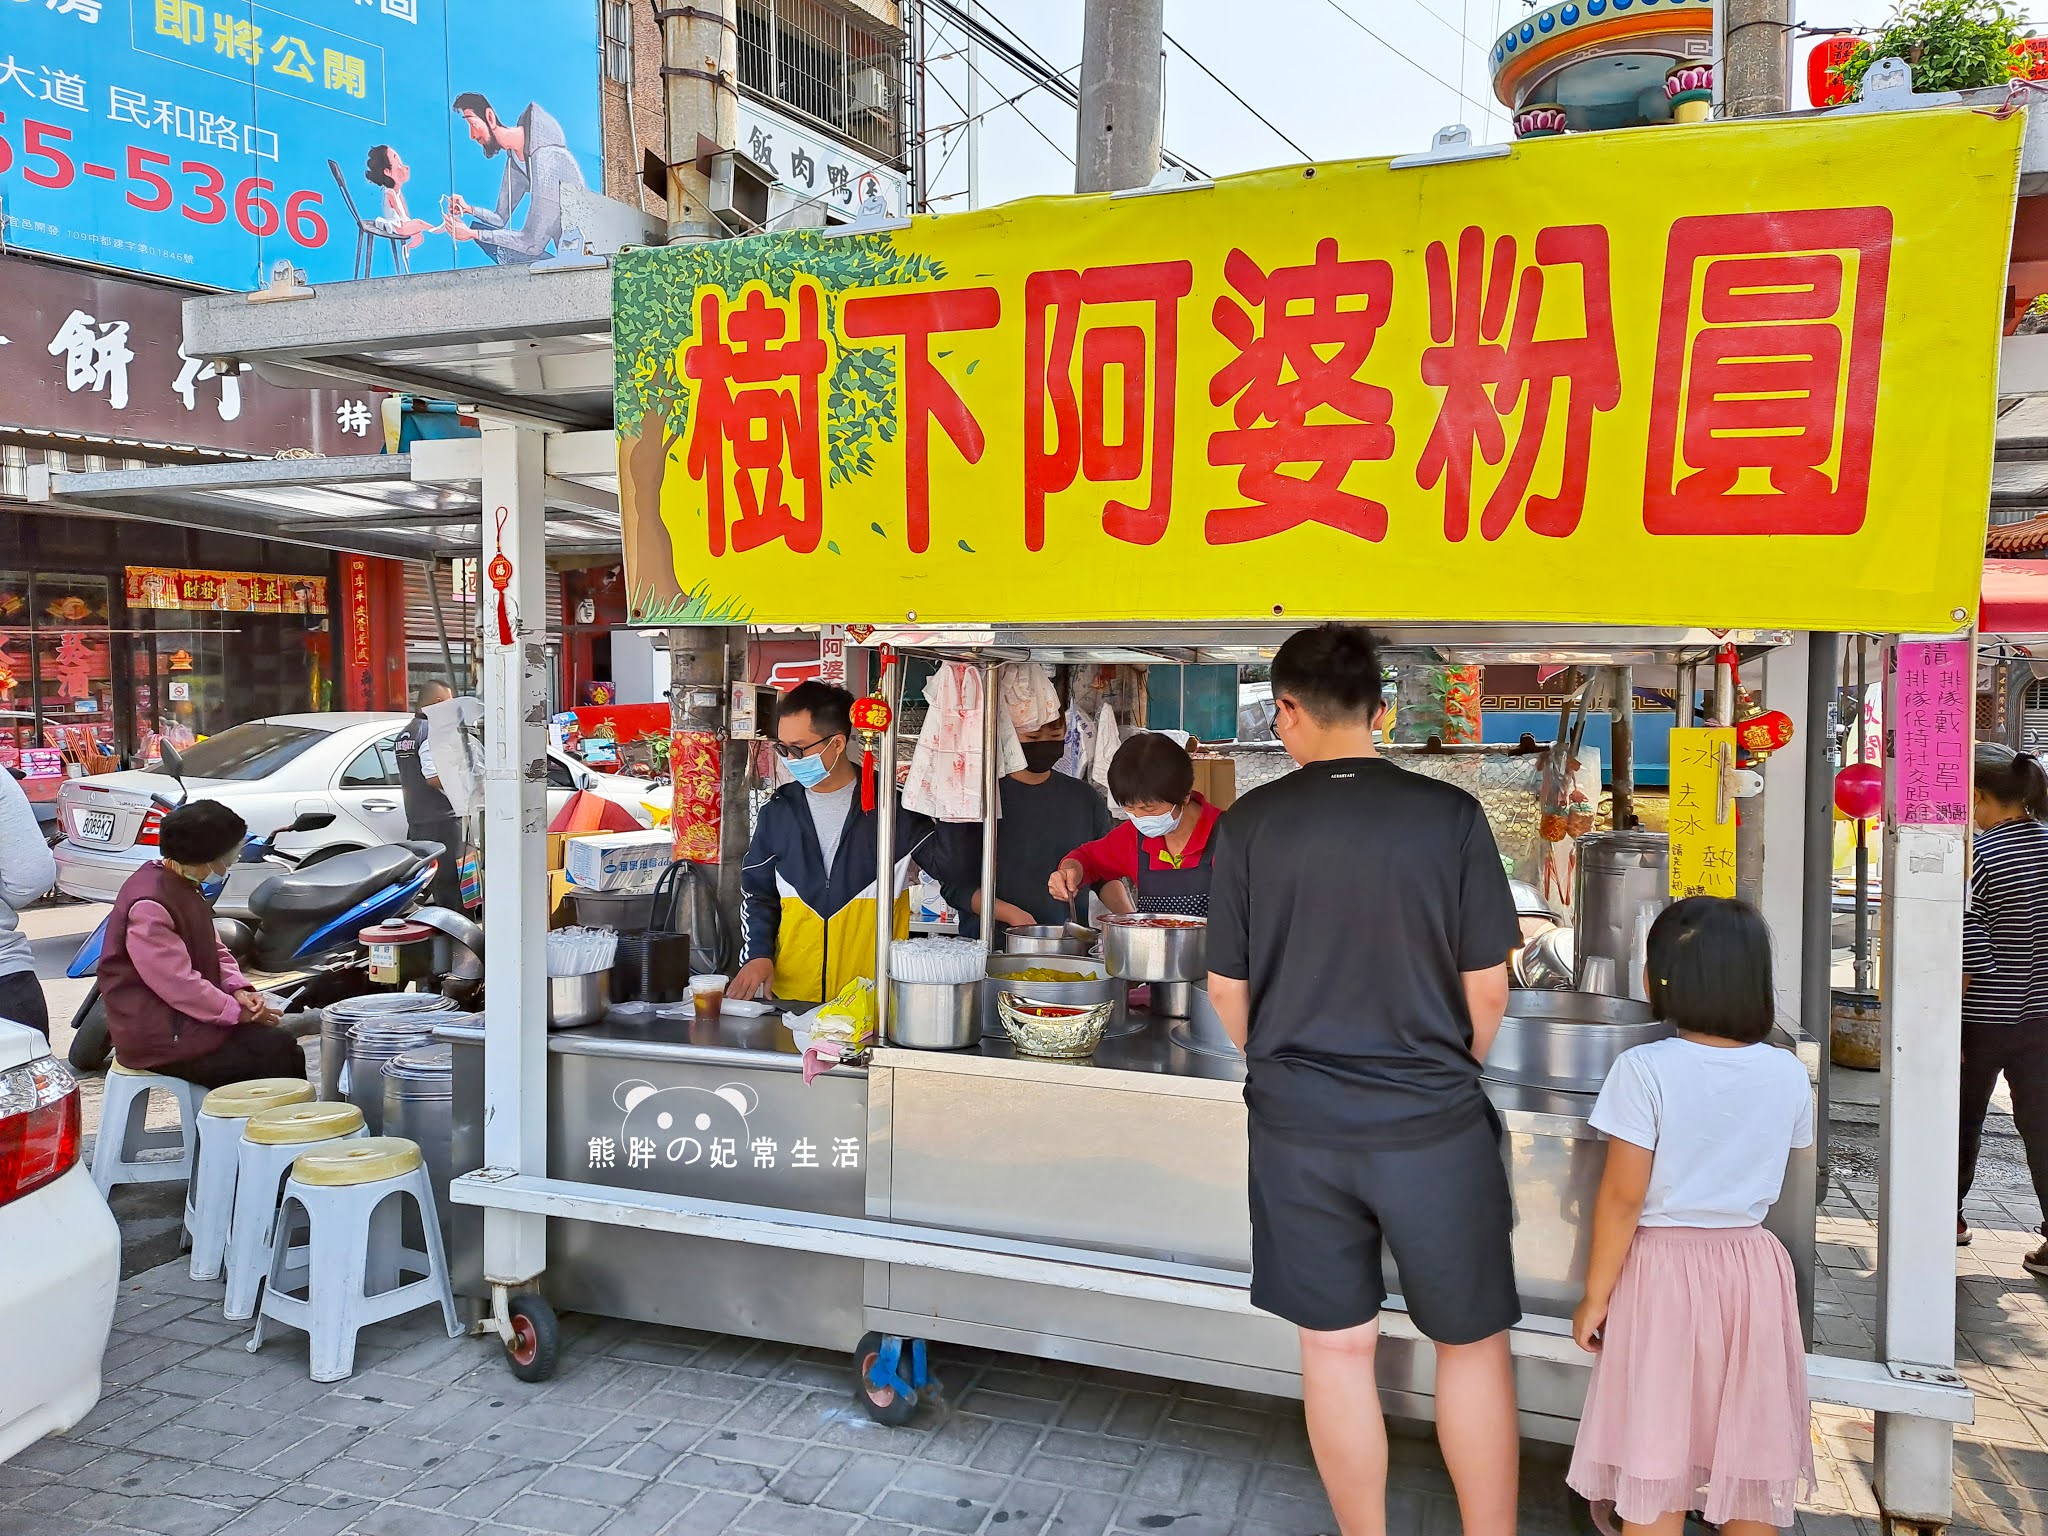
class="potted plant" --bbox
[1834,0,2030,98]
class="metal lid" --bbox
[382,1043,453,1094]
[350,1020,437,1053]
[327,992,458,1021]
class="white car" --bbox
[53,712,657,903]
[0,1020,118,1463]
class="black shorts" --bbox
[1248,1109,1520,1344]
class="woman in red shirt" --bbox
[1048,733,1224,917]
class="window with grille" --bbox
[2024,680,2048,753]
[602,0,633,85]
[736,0,905,162]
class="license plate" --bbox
[75,809,116,844]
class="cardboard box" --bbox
[549,870,577,927]
[563,828,672,892]
[1192,755,1237,811]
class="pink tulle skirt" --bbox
[1567,1225,1814,1528]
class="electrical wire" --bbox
[1314,0,1509,124]
[1161,30,1314,160]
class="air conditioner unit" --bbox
[851,66,892,115]
[708,149,774,234]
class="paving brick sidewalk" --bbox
[4,1166,2045,1536]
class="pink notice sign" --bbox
[1889,640,1972,826]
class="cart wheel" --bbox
[853,1331,919,1426]
[503,1292,559,1383]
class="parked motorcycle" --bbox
[64,786,449,1073]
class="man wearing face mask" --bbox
[730,682,958,1004]
[935,686,1114,939]
[97,800,306,1088]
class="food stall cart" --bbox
[438,99,2014,1529]
[31,92,2016,1532]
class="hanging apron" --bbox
[1132,834,1211,916]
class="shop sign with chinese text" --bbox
[0,0,599,291]
[615,108,2018,634]
[0,254,373,453]
[125,567,329,613]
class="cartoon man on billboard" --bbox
[443,91,588,264]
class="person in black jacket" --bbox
[729,682,956,1004]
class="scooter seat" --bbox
[249,843,432,923]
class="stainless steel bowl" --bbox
[1100,915,1207,982]
[1482,989,1671,1095]
[887,979,980,1049]
[983,953,1128,1034]
[547,970,611,1030]
[1006,923,1097,957]
[1515,925,1576,991]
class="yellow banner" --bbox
[1668,727,1737,899]
[615,108,2019,631]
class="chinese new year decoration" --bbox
[168,649,194,673]
[1834,762,1884,821]
[670,730,723,864]
[850,648,896,812]
[488,507,515,647]
[1718,644,1795,763]
[125,567,328,614]
[53,632,96,700]
[614,108,2013,637]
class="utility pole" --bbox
[658,0,739,237]
[1075,0,1164,194]
[1721,0,1791,118]
[655,0,750,951]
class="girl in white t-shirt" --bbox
[1567,896,1815,1535]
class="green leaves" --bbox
[1835,0,2028,97]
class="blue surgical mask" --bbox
[1129,808,1180,839]
[786,749,833,789]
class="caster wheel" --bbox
[504,1292,559,1383]
[853,1330,919,1426]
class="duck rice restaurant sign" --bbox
[0,254,374,457]
[616,107,2018,636]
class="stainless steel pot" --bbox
[547,970,611,1030]
[887,979,980,1048]
[1185,979,1239,1056]
[1005,923,1096,957]
[1574,831,1669,1000]
[983,953,1128,1034]
[1149,981,1193,1018]
[319,992,458,1102]
[1482,989,1671,1095]
[1100,915,1207,982]
[348,1020,437,1133]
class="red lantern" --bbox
[1834,762,1883,820]
[849,649,897,812]
[1734,709,1795,757]
[1807,36,1859,107]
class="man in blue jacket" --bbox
[728,682,955,1004]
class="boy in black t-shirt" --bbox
[1207,624,1521,1536]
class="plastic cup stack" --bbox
[547,926,619,978]
[889,937,988,985]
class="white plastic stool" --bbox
[248,1137,461,1383]
[90,1060,203,1198]
[223,1102,365,1322]
[184,1079,314,1282]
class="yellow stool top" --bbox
[244,1101,365,1146]
[109,1058,152,1077]
[202,1079,314,1119]
[291,1137,421,1188]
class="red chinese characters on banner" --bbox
[1644,208,1892,536]
[843,287,1001,553]
[1025,261,1194,551]
[685,284,829,557]
[1206,239,1397,545]
[670,729,723,865]
[341,556,375,712]
[1417,224,1620,541]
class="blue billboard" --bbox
[0,0,601,291]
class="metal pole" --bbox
[478,423,548,1290]
[1855,637,1871,994]
[425,557,459,689]
[1075,0,1164,194]
[1872,636,1966,1528]
[1610,666,1634,830]
[979,664,1000,940]
[873,653,901,1039]
[908,0,928,213]
[964,0,981,210]
[1677,663,1696,728]
[1803,633,1840,1198]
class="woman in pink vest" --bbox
[98,801,305,1088]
